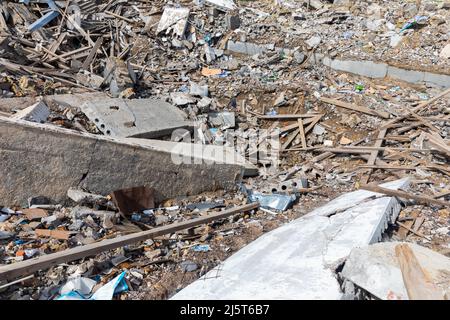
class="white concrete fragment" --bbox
[341,242,450,300]
[11,100,50,123]
[440,44,450,59]
[171,178,410,300]
[390,34,403,48]
[205,0,237,12]
[156,7,190,38]
[305,36,322,49]
[170,92,196,106]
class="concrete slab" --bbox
[156,7,190,38]
[80,98,193,139]
[387,66,425,84]
[341,242,450,300]
[171,178,410,300]
[320,56,450,88]
[0,116,245,206]
[326,59,388,78]
[424,72,450,88]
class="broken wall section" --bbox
[0,116,244,206]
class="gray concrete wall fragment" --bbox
[0,117,244,206]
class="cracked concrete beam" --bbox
[0,116,245,206]
[171,178,410,300]
[79,96,193,139]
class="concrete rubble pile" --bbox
[0,0,449,300]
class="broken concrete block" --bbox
[227,40,273,56]
[208,112,235,128]
[170,92,196,106]
[341,242,450,300]
[10,100,50,123]
[171,178,410,299]
[308,0,324,10]
[0,116,247,206]
[80,98,192,139]
[205,0,237,12]
[189,82,209,97]
[204,44,216,63]
[67,188,105,204]
[156,7,190,38]
[75,71,104,89]
[390,34,404,48]
[197,97,212,110]
[225,14,240,30]
[305,36,322,49]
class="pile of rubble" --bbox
[0,0,449,300]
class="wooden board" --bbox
[320,97,390,119]
[395,244,444,300]
[0,203,259,281]
[360,184,449,207]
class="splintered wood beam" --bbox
[81,36,104,70]
[395,244,444,300]
[298,118,307,148]
[361,128,387,184]
[360,184,449,207]
[0,203,259,281]
[319,96,390,119]
[282,115,321,151]
[413,87,450,112]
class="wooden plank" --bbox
[319,96,390,119]
[397,222,429,240]
[282,115,321,150]
[425,133,450,158]
[413,87,450,112]
[59,8,95,46]
[22,208,48,220]
[398,211,418,239]
[409,112,440,134]
[360,165,420,170]
[395,243,444,300]
[298,118,307,148]
[35,229,72,240]
[323,146,430,152]
[360,184,449,207]
[246,109,321,120]
[412,216,425,233]
[361,128,387,184]
[81,36,104,70]
[307,137,366,164]
[0,203,259,281]
[104,10,134,23]
[434,190,450,199]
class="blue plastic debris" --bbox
[23,0,60,32]
[192,244,210,252]
[56,271,128,300]
[218,71,231,78]
[400,15,428,33]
